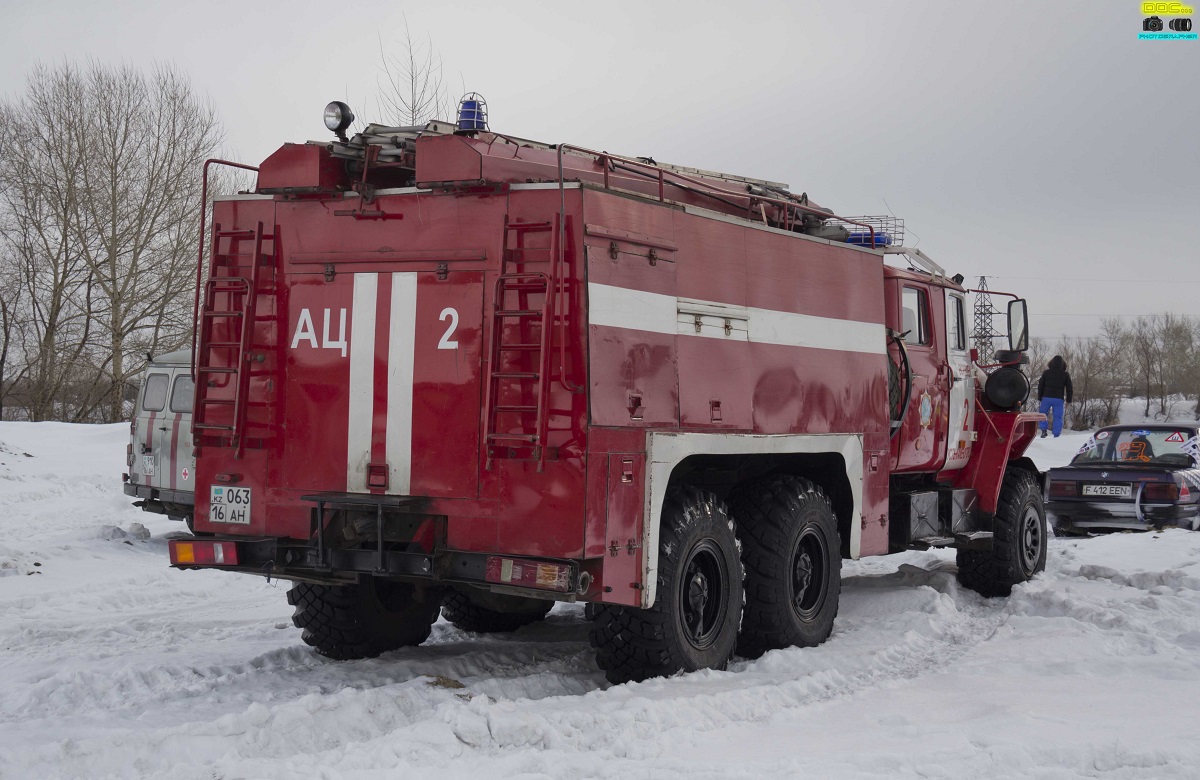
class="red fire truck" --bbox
[169,99,1045,683]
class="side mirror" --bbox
[1007,299,1029,352]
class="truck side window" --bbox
[947,294,966,351]
[169,375,195,414]
[901,287,930,346]
[142,373,169,412]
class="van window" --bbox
[901,287,930,346]
[170,375,195,414]
[142,373,169,412]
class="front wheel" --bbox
[589,486,743,684]
[957,468,1047,597]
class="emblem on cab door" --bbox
[919,391,933,429]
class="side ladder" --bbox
[192,221,277,458]
[482,217,561,471]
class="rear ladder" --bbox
[482,217,562,471]
[192,221,277,458]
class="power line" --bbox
[989,276,1200,283]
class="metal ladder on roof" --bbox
[192,221,277,458]
[482,216,561,471]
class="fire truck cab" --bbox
[167,101,1045,683]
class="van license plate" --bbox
[1083,484,1131,498]
[210,486,251,525]
[141,455,154,476]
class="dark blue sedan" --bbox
[1045,424,1200,534]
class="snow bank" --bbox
[2,422,1199,779]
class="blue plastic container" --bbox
[845,231,892,247]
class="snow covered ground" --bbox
[2,423,1199,779]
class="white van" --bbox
[123,349,195,529]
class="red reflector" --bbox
[1048,480,1078,498]
[1182,484,1192,501]
[485,556,571,592]
[1143,482,1179,501]
[169,539,239,566]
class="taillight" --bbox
[1048,480,1078,498]
[1143,482,1179,501]
[485,556,572,592]
[170,540,239,566]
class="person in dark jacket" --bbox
[1037,355,1073,438]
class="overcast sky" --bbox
[2,0,1196,342]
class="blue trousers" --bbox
[1039,397,1065,436]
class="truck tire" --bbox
[441,590,553,633]
[730,476,841,658]
[287,579,440,660]
[956,468,1047,597]
[589,486,742,684]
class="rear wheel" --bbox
[589,487,742,684]
[288,579,440,660]
[957,468,1047,597]
[730,476,841,658]
[441,590,553,633]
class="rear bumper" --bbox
[124,482,194,518]
[1046,499,1200,531]
[167,536,586,598]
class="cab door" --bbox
[891,282,949,472]
[942,290,975,471]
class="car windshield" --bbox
[1072,428,1199,467]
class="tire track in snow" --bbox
[0,613,600,725]
[0,562,1019,778]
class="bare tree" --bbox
[1129,316,1160,418]
[0,81,102,421]
[1093,317,1128,425]
[0,61,224,422]
[376,23,458,126]
[1022,337,1052,414]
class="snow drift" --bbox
[1,423,1198,779]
